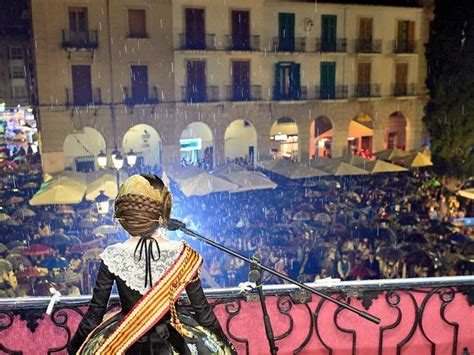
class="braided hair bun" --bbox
[114,174,172,238]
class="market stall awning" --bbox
[85,173,118,201]
[374,148,409,161]
[165,166,204,185]
[220,170,277,193]
[310,159,369,176]
[30,175,87,205]
[257,159,329,179]
[457,188,474,200]
[343,155,409,173]
[179,172,239,196]
[393,152,433,168]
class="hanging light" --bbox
[126,149,137,167]
[97,150,107,169]
[112,151,124,170]
[95,191,110,215]
[111,147,120,162]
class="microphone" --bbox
[167,218,186,231]
[249,253,261,283]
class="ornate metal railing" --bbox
[0,276,473,354]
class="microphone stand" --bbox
[168,219,381,326]
[249,254,278,355]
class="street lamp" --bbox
[112,151,124,170]
[97,151,107,169]
[95,190,110,215]
[126,149,137,168]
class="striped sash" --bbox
[85,242,202,355]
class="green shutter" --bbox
[274,63,282,99]
[279,13,295,51]
[291,63,301,99]
[322,15,337,50]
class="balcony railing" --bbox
[392,83,417,96]
[315,85,349,100]
[316,38,347,53]
[224,35,260,51]
[393,40,417,53]
[123,86,159,105]
[127,31,149,39]
[178,33,216,50]
[354,39,382,53]
[61,30,98,49]
[181,85,219,103]
[273,86,307,101]
[352,84,381,98]
[0,277,473,354]
[65,87,102,106]
[226,85,262,101]
[272,37,306,52]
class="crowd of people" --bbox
[0,149,473,297]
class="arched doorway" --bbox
[310,116,333,159]
[122,124,162,168]
[348,113,374,156]
[224,120,257,163]
[180,122,214,169]
[385,112,407,150]
[270,117,298,160]
[63,127,106,172]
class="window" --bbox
[69,7,88,32]
[128,9,147,38]
[130,65,149,103]
[396,20,415,52]
[13,85,27,98]
[274,62,301,100]
[9,47,24,60]
[11,65,25,79]
[185,8,205,49]
[72,65,93,105]
[186,60,206,102]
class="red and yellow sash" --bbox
[82,242,202,355]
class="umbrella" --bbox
[221,170,277,193]
[405,251,433,267]
[0,213,11,222]
[0,259,13,273]
[79,217,99,229]
[457,188,474,200]
[6,240,27,249]
[374,148,409,161]
[40,257,69,269]
[16,267,48,279]
[310,159,369,176]
[29,176,86,205]
[211,163,245,176]
[56,205,75,214]
[85,173,119,201]
[314,213,332,223]
[13,208,36,218]
[23,244,54,256]
[393,152,433,168]
[83,248,103,260]
[355,227,396,242]
[39,233,80,248]
[257,159,329,179]
[92,225,121,235]
[427,224,452,235]
[6,254,32,269]
[52,270,82,284]
[9,245,27,254]
[448,233,470,245]
[404,233,429,244]
[68,243,96,254]
[23,182,39,189]
[0,243,7,253]
[292,211,311,221]
[397,214,419,226]
[398,243,421,255]
[348,265,375,280]
[179,172,239,196]
[38,211,55,221]
[5,196,24,205]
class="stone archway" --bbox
[63,127,106,172]
[122,124,162,167]
[180,122,214,169]
[270,117,299,160]
[385,112,408,150]
[224,119,258,163]
[310,116,333,159]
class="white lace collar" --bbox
[100,240,184,295]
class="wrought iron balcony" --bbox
[315,85,349,100]
[123,86,159,105]
[127,31,149,39]
[354,39,382,53]
[273,86,307,101]
[316,38,347,53]
[352,84,381,98]
[65,87,102,106]
[393,40,417,53]
[224,35,260,51]
[181,85,219,103]
[272,37,306,52]
[0,277,473,354]
[226,85,262,101]
[61,30,98,49]
[177,33,216,50]
[392,83,417,97]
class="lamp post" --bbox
[95,190,110,216]
[96,148,137,190]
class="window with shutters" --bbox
[396,20,415,52]
[128,9,147,38]
[11,65,25,79]
[9,47,24,60]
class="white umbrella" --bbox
[166,166,203,186]
[30,177,86,205]
[85,173,118,201]
[211,163,245,176]
[344,156,409,174]
[393,152,433,168]
[221,170,277,193]
[257,159,329,179]
[458,188,474,200]
[310,159,369,176]
[180,173,239,196]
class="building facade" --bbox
[31,0,431,174]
